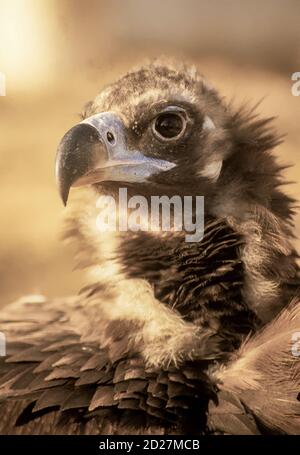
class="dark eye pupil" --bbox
[155,113,184,139]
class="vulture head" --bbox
[57,62,287,212]
[56,60,289,218]
[56,61,230,205]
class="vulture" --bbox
[1,60,300,435]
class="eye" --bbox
[152,112,186,140]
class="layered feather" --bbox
[208,299,300,434]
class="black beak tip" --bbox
[57,177,70,207]
[56,122,106,207]
[61,192,69,207]
[56,162,70,206]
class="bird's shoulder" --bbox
[0,295,212,434]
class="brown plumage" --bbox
[208,299,300,434]
[0,59,299,434]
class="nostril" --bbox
[106,131,115,144]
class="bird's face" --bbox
[56,62,232,205]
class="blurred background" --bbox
[0,0,300,306]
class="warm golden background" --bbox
[0,0,300,306]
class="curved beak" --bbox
[55,112,175,205]
[56,123,107,205]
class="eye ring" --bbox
[152,111,187,141]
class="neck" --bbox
[76,215,260,363]
[118,219,259,344]
[67,191,291,367]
